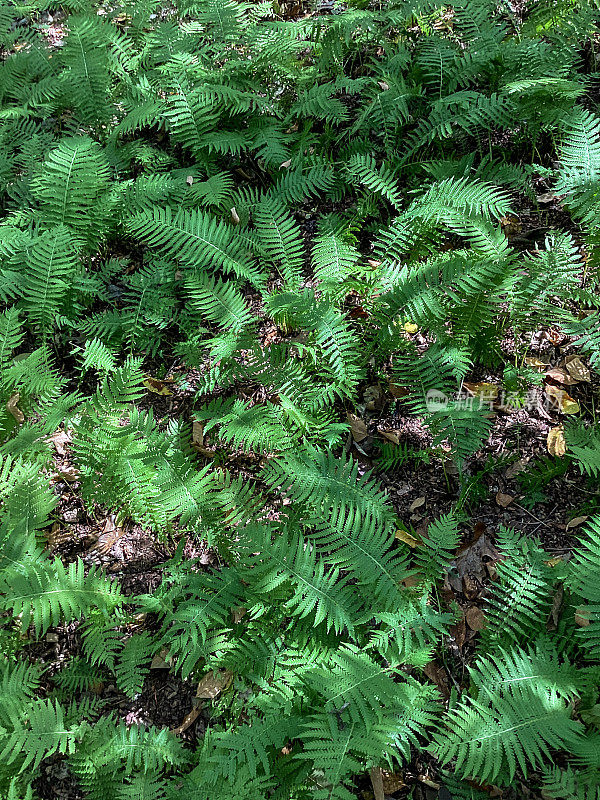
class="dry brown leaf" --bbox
[409,496,426,512]
[143,376,173,396]
[347,412,368,442]
[575,607,591,627]
[505,458,528,479]
[545,385,580,415]
[231,606,247,624]
[564,355,591,383]
[380,428,401,445]
[388,382,409,398]
[363,384,383,411]
[548,584,564,630]
[566,515,589,530]
[465,606,486,631]
[423,660,450,698]
[545,367,577,386]
[547,426,567,457]
[192,421,205,448]
[172,704,202,735]
[150,649,173,670]
[464,381,499,401]
[395,528,419,548]
[381,771,406,794]
[377,80,390,91]
[6,392,24,424]
[230,206,240,225]
[536,192,558,204]
[196,669,233,700]
[58,467,80,483]
[525,356,548,371]
[48,429,71,456]
[280,159,292,169]
[495,492,514,508]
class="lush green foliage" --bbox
[1,0,600,797]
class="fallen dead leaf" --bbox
[423,660,450,698]
[230,206,240,225]
[58,467,80,483]
[380,428,401,445]
[505,458,528,479]
[548,584,563,630]
[545,385,580,415]
[231,606,247,624]
[525,356,549,371]
[143,376,173,396]
[47,429,71,455]
[395,528,419,548]
[465,606,486,631]
[280,159,291,169]
[150,649,173,670]
[495,492,514,508]
[545,367,577,386]
[575,607,591,627]
[347,412,368,442]
[563,355,591,383]
[186,175,194,186]
[566,515,589,530]
[6,392,24,424]
[464,381,499,401]
[196,669,233,700]
[192,421,205,447]
[409,496,426,512]
[364,384,383,410]
[381,771,406,794]
[547,426,567,457]
[388,382,409,399]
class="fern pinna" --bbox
[1,0,600,797]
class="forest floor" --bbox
[35,188,600,800]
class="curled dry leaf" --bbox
[347,412,368,442]
[380,428,401,445]
[547,426,566,457]
[564,354,591,383]
[48,429,71,455]
[505,457,528,479]
[192,421,205,448]
[6,392,24,424]
[575,607,591,627]
[465,606,486,631]
[545,367,577,386]
[388,381,409,399]
[196,669,233,700]
[150,649,173,670]
[545,385,580,415]
[395,528,419,548]
[495,492,514,508]
[463,381,499,401]
[230,206,240,225]
[186,175,194,185]
[409,496,426,512]
[525,356,548,371]
[566,515,588,530]
[143,376,173,396]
